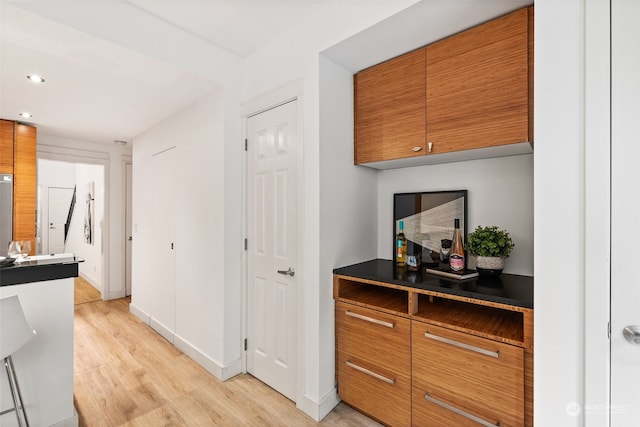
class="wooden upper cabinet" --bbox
[13,123,37,254]
[0,119,15,173]
[426,7,532,155]
[354,48,426,164]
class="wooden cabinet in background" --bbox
[0,119,37,254]
[426,7,533,155]
[0,119,15,173]
[354,48,426,164]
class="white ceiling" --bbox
[0,0,531,145]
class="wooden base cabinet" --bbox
[411,322,524,426]
[334,268,533,426]
[336,302,411,426]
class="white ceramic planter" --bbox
[475,256,505,277]
[475,256,505,270]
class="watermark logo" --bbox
[567,402,581,417]
[566,402,630,416]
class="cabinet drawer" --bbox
[336,302,411,371]
[412,322,524,426]
[338,350,411,427]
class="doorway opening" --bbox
[37,158,106,298]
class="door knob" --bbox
[623,325,640,346]
[128,236,132,241]
[277,267,295,277]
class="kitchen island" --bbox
[0,253,81,427]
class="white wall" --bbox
[67,164,104,287]
[377,154,534,276]
[131,89,243,377]
[318,54,379,406]
[534,0,592,425]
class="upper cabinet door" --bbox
[354,48,426,164]
[426,7,532,155]
[0,119,15,174]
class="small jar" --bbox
[440,239,452,262]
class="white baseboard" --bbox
[50,408,79,427]
[129,303,150,324]
[174,335,242,381]
[296,387,340,422]
[128,304,240,383]
[149,318,175,344]
[78,273,101,291]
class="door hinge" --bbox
[607,321,611,339]
[244,338,248,351]
[244,138,248,151]
[244,238,248,250]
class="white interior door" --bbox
[150,148,177,342]
[125,162,133,296]
[246,100,298,401]
[47,187,74,254]
[611,0,640,423]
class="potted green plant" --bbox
[466,225,515,276]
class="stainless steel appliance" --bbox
[1,174,13,253]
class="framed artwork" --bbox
[393,190,467,265]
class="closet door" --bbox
[150,147,177,342]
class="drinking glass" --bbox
[8,240,31,258]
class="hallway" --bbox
[73,297,381,426]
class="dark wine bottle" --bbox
[396,220,407,266]
[449,218,465,272]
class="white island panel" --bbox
[0,277,77,427]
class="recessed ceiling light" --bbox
[26,74,45,83]
[19,112,32,118]
[113,140,128,146]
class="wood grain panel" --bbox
[0,119,14,173]
[426,7,531,154]
[355,48,426,164]
[336,302,411,426]
[412,322,524,426]
[336,301,411,370]
[414,294,526,346]
[13,123,37,254]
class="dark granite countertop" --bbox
[333,258,533,309]
[0,254,82,286]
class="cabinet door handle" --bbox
[412,146,423,152]
[345,310,395,328]
[424,331,499,358]
[428,141,433,153]
[346,360,396,385]
[424,392,499,427]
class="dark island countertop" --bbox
[333,258,533,309]
[0,253,82,286]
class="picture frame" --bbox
[393,190,468,266]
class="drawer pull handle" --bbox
[345,310,395,328]
[424,392,499,427]
[424,331,499,358]
[346,360,396,385]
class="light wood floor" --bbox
[73,297,382,426]
[74,276,102,305]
